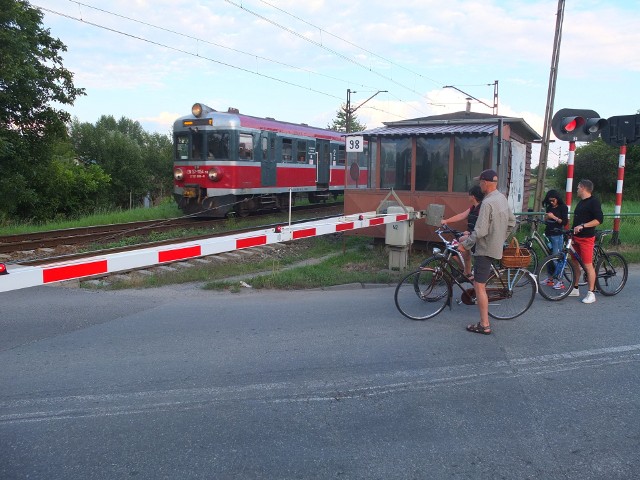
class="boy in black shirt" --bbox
[570,179,604,304]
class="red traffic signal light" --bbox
[561,116,585,133]
[552,108,607,141]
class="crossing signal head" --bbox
[552,108,607,142]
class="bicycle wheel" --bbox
[537,254,576,301]
[596,252,628,296]
[394,268,451,320]
[486,268,536,320]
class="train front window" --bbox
[206,132,230,159]
[176,134,189,160]
[191,131,205,160]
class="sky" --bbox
[34,0,640,167]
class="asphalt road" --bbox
[1,267,639,479]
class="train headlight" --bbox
[174,168,184,181]
[208,167,222,182]
[191,103,215,118]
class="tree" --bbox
[0,0,85,221]
[69,116,173,209]
[326,105,366,133]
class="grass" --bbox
[0,200,183,235]
[203,240,399,291]
[96,235,398,290]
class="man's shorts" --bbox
[473,255,494,283]
[573,235,596,264]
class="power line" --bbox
[256,0,443,88]
[223,0,444,103]
[37,6,343,101]
[53,1,437,118]
[60,0,381,93]
[37,2,451,120]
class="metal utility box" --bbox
[385,206,414,246]
[425,204,445,227]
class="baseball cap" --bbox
[474,169,498,182]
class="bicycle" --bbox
[418,225,472,283]
[394,226,537,321]
[536,229,628,301]
[516,216,552,273]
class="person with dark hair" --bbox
[541,189,569,287]
[569,179,603,304]
[441,185,484,280]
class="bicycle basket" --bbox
[501,238,531,268]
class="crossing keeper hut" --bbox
[343,111,541,241]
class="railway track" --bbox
[1,205,344,284]
[1,211,346,288]
[0,203,342,258]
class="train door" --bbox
[316,139,330,185]
[260,131,277,186]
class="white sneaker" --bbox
[582,291,596,304]
[568,288,580,297]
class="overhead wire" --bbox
[223,0,445,106]
[60,0,383,94]
[256,0,443,88]
[36,6,340,102]
[39,1,425,119]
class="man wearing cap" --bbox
[458,169,516,335]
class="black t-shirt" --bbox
[545,204,568,236]
[572,195,604,238]
[467,203,481,231]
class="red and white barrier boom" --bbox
[0,211,418,293]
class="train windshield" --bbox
[174,131,230,161]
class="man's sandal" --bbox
[466,322,491,335]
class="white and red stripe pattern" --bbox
[565,140,576,216]
[0,211,415,293]
[613,145,627,235]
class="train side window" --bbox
[239,133,254,160]
[262,137,268,160]
[297,141,307,163]
[282,138,293,163]
[337,144,345,165]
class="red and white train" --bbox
[172,103,367,217]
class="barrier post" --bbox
[612,145,627,245]
[565,140,576,217]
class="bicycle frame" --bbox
[520,217,551,255]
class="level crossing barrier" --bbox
[0,211,421,293]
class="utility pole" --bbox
[534,0,565,212]
[345,89,387,133]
